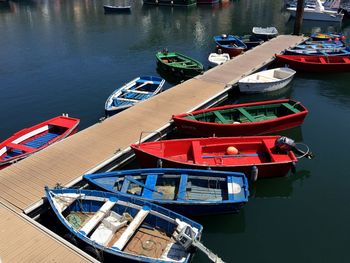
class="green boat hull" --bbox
[156,51,204,79]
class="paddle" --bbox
[124,176,163,196]
[202,153,265,159]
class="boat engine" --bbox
[274,136,314,159]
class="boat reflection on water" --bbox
[249,170,311,199]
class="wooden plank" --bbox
[112,206,150,250]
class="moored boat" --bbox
[208,52,230,66]
[131,136,313,180]
[84,168,249,216]
[45,187,207,262]
[238,67,296,93]
[143,0,196,6]
[103,4,131,13]
[252,27,278,40]
[172,99,308,137]
[156,50,204,79]
[105,76,165,116]
[213,34,247,57]
[0,115,80,169]
[275,54,350,72]
[284,46,350,56]
[310,32,345,41]
[237,34,264,49]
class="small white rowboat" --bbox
[238,67,296,93]
[208,52,230,66]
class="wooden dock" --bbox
[0,35,305,262]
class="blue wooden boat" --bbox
[295,41,344,50]
[105,76,165,116]
[213,34,247,57]
[45,187,203,262]
[83,168,249,216]
[284,46,350,56]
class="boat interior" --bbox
[0,125,65,161]
[184,102,302,124]
[59,196,188,262]
[110,174,240,202]
[159,53,200,68]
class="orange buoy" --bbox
[226,146,238,155]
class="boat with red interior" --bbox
[0,115,80,169]
[275,54,350,72]
[131,136,313,180]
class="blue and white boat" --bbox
[83,168,249,216]
[284,46,350,56]
[105,76,165,116]
[45,187,203,262]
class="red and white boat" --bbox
[0,115,80,169]
[172,99,308,137]
[131,136,312,180]
[275,54,350,72]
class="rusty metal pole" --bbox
[293,0,305,35]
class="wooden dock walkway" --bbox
[0,35,305,262]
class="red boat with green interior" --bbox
[172,99,308,137]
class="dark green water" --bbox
[1,0,350,262]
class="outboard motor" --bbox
[274,136,314,159]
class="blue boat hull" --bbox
[84,168,249,216]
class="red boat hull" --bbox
[275,54,350,73]
[0,115,80,169]
[173,99,308,137]
[216,46,245,57]
[131,136,298,179]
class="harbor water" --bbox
[1,0,350,262]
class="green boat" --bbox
[156,50,204,79]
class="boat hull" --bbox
[275,54,350,72]
[287,7,344,22]
[84,168,249,216]
[173,99,308,137]
[46,188,202,263]
[238,68,296,93]
[103,5,131,13]
[143,0,196,6]
[0,116,79,169]
[131,136,298,179]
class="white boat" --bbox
[238,67,296,93]
[252,27,278,40]
[208,52,230,66]
[287,0,344,22]
[105,76,165,116]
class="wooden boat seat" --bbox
[121,179,131,193]
[116,97,139,103]
[79,198,117,235]
[112,206,150,250]
[125,89,150,94]
[282,103,300,114]
[6,143,35,153]
[237,108,255,122]
[53,193,84,213]
[24,132,60,149]
[142,174,158,198]
[191,141,202,164]
[319,57,327,64]
[90,211,128,246]
[213,111,229,123]
[177,174,188,200]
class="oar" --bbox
[202,153,265,159]
[124,176,163,196]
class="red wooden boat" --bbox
[131,136,303,180]
[172,99,308,137]
[275,54,350,72]
[0,115,80,169]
